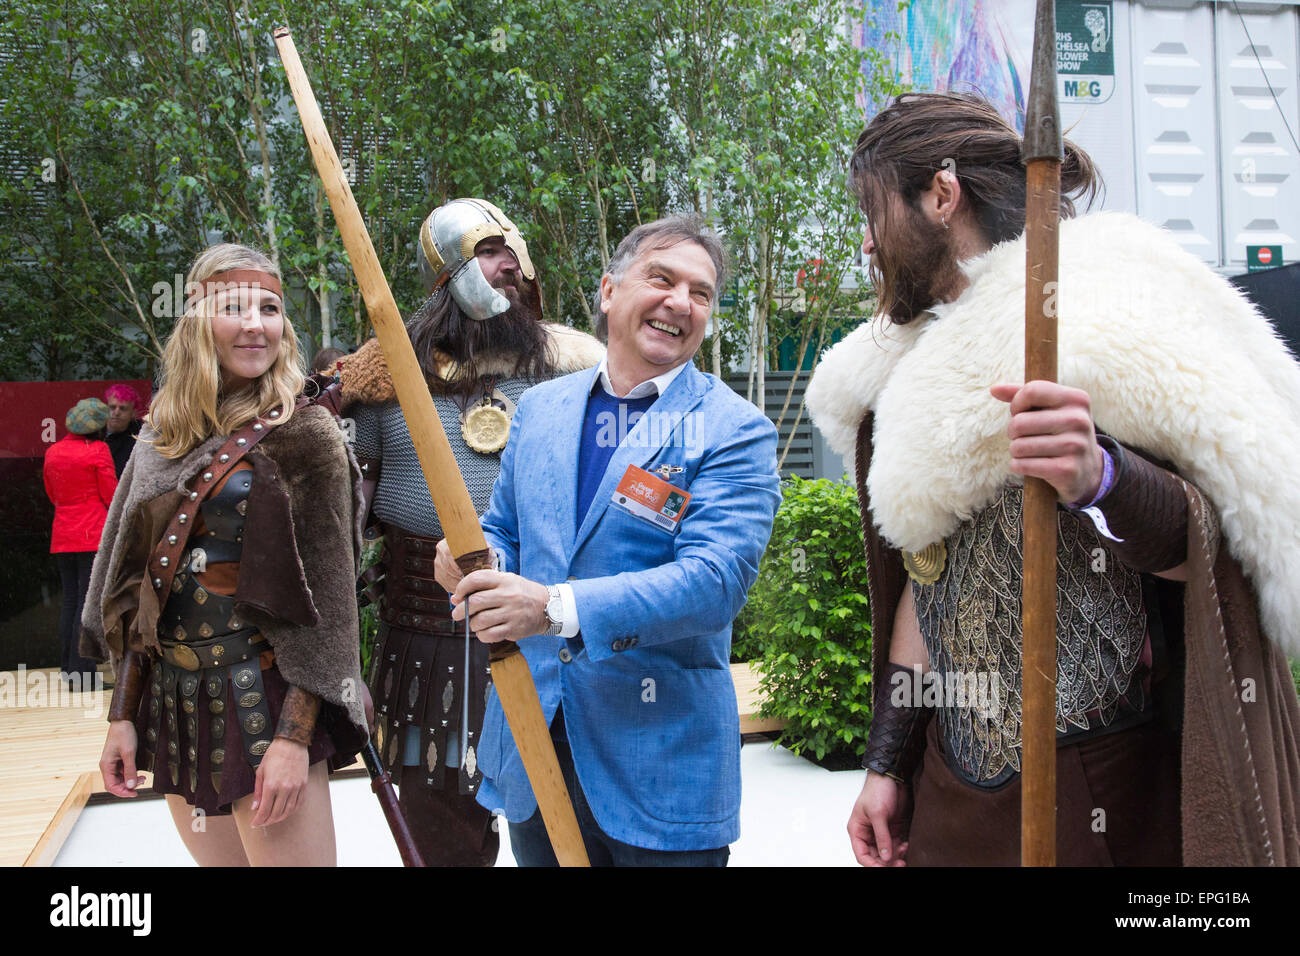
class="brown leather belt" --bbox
[158,631,270,672]
[380,529,458,635]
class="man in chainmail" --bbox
[807,92,1300,866]
[334,199,603,865]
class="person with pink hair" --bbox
[103,383,144,477]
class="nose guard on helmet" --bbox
[418,198,537,321]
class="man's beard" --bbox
[871,208,967,324]
[407,279,553,391]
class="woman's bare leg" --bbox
[164,794,251,866]
[230,760,337,866]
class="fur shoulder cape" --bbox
[806,211,1300,658]
[338,321,605,409]
[81,404,366,734]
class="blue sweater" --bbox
[575,388,658,529]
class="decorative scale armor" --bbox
[911,484,1150,788]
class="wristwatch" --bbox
[543,585,564,638]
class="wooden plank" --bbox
[24,771,94,867]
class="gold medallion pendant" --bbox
[461,400,511,453]
[903,540,947,585]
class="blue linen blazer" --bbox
[474,361,780,851]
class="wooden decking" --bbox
[1,661,782,866]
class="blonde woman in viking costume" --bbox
[807,92,1300,867]
[83,244,367,866]
[332,199,602,865]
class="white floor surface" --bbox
[53,740,864,867]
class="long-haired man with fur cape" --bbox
[331,199,603,865]
[807,92,1300,866]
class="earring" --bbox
[941,217,949,230]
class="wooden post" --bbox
[273,27,589,867]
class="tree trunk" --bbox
[315,183,332,348]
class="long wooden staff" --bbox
[273,27,590,867]
[1020,0,1063,867]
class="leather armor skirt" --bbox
[369,530,491,795]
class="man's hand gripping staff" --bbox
[272,27,590,867]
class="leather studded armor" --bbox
[142,464,277,797]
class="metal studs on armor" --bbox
[236,438,247,446]
[269,409,280,418]
[167,740,178,756]
[209,698,225,715]
[146,728,157,743]
[153,578,162,589]
[174,626,187,641]
[252,423,264,432]
[211,644,225,661]
[244,713,267,735]
[198,622,214,639]
[189,491,199,501]
[426,741,438,773]
[236,501,247,516]
[167,534,177,545]
[219,453,230,463]
[182,698,195,715]
[211,714,226,737]
[206,677,222,697]
[211,747,225,765]
[442,680,454,713]
[228,615,242,630]
[203,472,213,482]
[178,513,187,524]
[407,677,420,710]
[194,587,208,605]
[233,668,256,690]
[172,576,184,593]
[249,739,270,756]
[238,692,263,709]
[159,556,169,567]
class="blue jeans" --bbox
[508,738,730,867]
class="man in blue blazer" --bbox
[434,214,779,865]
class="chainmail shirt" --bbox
[350,376,536,537]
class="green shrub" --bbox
[737,476,873,761]
[359,536,384,682]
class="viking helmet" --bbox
[417,198,537,321]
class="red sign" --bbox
[0,380,152,459]
[1258,247,1273,264]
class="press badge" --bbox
[612,465,692,533]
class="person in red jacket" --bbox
[44,398,118,688]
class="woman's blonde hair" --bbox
[148,244,305,458]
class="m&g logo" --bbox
[1063,79,1104,99]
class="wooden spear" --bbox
[273,27,590,867]
[1020,0,1063,867]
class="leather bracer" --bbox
[1081,436,1188,574]
[863,662,932,783]
[108,649,151,723]
[275,685,321,746]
